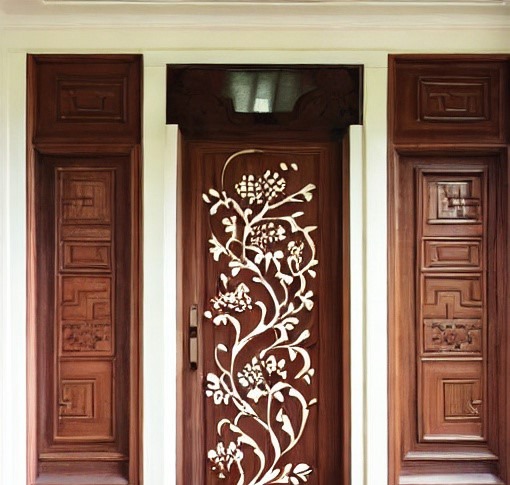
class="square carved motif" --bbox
[421,361,484,442]
[60,380,95,419]
[424,174,483,225]
[56,360,114,442]
[59,169,113,225]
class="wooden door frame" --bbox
[171,64,361,484]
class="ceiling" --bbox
[0,0,508,28]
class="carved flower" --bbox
[288,240,304,266]
[237,357,269,403]
[250,222,286,250]
[205,373,230,405]
[212,283,253,313]
[235,170,286,205]
[260,170,286,202]
[262,355,287,380]
[208,440,243,479]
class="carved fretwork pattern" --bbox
[60,380,95,418]
[61,171,112,224]
[55,168,116,443]
[418,169,487,442]
[426,176,482,224]
[419,78,490,122]
[58,169,115,356]
[422,276,482,319]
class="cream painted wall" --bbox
[0,26,509,485]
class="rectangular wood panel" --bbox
[27,55,141,485]
[31,55,140,143]
[392,57,508,144]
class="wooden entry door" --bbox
[171,64,362,484]
[179,140,348,484]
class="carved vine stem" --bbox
[203,150,318,485]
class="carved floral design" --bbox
[208,441,244,479]
[203,151,318,484]
[235,170,286,205]
[62,322,111,352]
[426,319,481,352]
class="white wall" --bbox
[0,26,509,485]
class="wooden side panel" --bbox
[27,55,142,485]
[389,55,510,485]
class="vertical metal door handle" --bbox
[189,304,198,370]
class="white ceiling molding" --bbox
[0,0,508,28]
[42,0,507,4]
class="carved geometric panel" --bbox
[444,380,482,420]
[60,276,111,321]
[392,59,505,143]
[423,319,482,353]
[59,276,113,354]
[419,78,490,122]
[32,55,141,143]
[60,170,112,224]
[423,239,481,270]
[57,79,126,123]
[422,275,483,319]
[60,380,95,418]
[61,225,112,241]
[421,361,484,442]
[425,177,482,224]
[56,360,114,442]
[417,163,488,448]
[61,242,111,271]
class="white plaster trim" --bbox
[350,124,366,485]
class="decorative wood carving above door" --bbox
[166,65,362,137]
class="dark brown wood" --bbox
[31,55,141,144]
[179,140,348,484]
[391,56,508,144]
[388,55,510,485]
[174,64,361,485]
[167,65,362,138]
[27,55,142,485]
